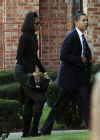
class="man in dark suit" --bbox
[40,12,93,135]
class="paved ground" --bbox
[1,129,88,140]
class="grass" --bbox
[39,106,67,130]
[6,106,90,140]
[39,106,51,128]
[20,131,90,140]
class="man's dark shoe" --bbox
[22,133,31,137]
[39,130,51,136]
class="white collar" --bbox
[75,27,83,37]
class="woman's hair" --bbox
[21,11,38,33]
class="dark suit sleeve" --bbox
[60,33,82,66]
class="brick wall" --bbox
[0,0,4,70]
[0,0,39,71]
[88,0,100,63]
[40,0,72,71]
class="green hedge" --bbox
[46,81,60,107]
[0,71,23,132]
[0,71,16,85]
[0,99,19,115]
[0,99,23,131]
[47,71,57,81]
[0,82,20,100]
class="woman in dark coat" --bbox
[14,11,46,137]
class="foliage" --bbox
[47,71,57,81]
[0,71,16,85]
[0,99,22,131]
[0,82,20,100]
[46,81,60,107]
[91,64,100,75]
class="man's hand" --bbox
[81,56,87,63]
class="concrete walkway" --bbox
[2,129,88,140]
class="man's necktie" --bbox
[82,34,87,57]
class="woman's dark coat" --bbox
[16,32,45,73]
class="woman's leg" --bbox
[23,98,33,137]
[31,100,45,136]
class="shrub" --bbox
[0,99,23,131]
[47,71,57,81]
[46,81,60,107]
[91,64,100,75]
[0,71,16,85]
[0,82,20,100]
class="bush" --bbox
[0,99,23,131]
[0,71,16,85]
[0,82,20,100]
[0,71,23,132]
[47,81,60,107]
[62,99,83,128]
[91,64,100,75]
[47,71,57,81]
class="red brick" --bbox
[88,8,97,11]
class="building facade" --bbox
[0,0,100,71]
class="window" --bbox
[72,0,83,16]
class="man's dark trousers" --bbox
[40,86,90,134]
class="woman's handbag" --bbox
[21,73,50,112]
[27,73,50,91]
[36,76,50,92]
[23,73,50,101]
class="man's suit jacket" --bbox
[56,29,92,90]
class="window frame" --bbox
[72,0,83,16]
